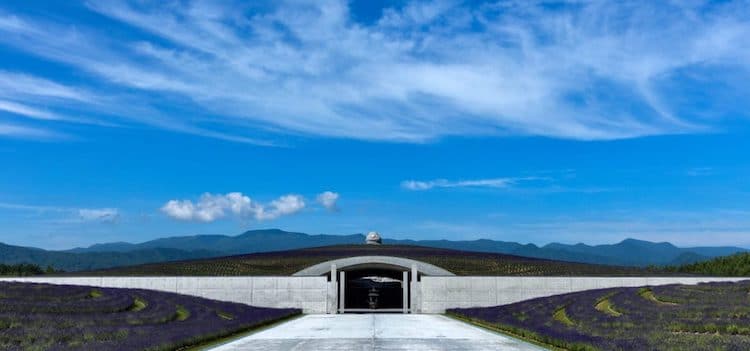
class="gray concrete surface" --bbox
[209,314,545,351]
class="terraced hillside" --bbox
[78,244,660,276]
[449,280,750,351]
[0,282,299,350]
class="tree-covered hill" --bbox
[670,252,750,276]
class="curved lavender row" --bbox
[449,280,750,351]
[0,282,300,351]
[1,293,134,313]
[1,284,93,300]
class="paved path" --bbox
[210,314,546,351]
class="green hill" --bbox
[669,252,750,276]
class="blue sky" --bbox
[1,0,749,249]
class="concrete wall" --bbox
[3,276,746,314]
[419,276,747,313]
[0,276,328,314]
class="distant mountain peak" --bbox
[620,238,677,248]
[620,238,648,244]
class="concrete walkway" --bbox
[210,314,546,351]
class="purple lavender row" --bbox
[0,282,300,350]
[449,280,750,350]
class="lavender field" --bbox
[0,282,300,350]
[449,280,750,351]
[87,244,652,276]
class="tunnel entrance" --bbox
[337,266,410,313]
[345,268,404,312]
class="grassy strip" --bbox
[216,311,234,320]
[638,288,678,306]
[446,312,596,351]
[175,306,190,321]
[553,306,575,326]
[129,297,147,312]
[670,323,750,336]
[594,297,622,317]
[181,312,303,351]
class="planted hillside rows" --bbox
[0,282,300,350]
[85,245,654,276]
[449,280,750,351]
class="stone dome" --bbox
[365,231,382,245]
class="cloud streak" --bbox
[401,177,540,190]
[0,202,119,223]
[78,208,119,223]
[0,1,748,142]
[0,123,65,140]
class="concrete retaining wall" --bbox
[3,276,746,314]
[419,276,747,313]
[0,277,328,314]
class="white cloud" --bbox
[0,1,746,142]
[257,195,306,220]
[160,192,305,222]
[78,208,119,223]
[316,191,340,211]
[401,177,535,190]
[160,200,197,221]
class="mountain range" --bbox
[2,229,748,272]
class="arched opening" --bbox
[341,266,408,312]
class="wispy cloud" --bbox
[0,1,748,142]
[0,70,90,101]
[0,100,67,121]
[77,208,119,223]
[686,167,714,177]
[0,123,66,140]
[401,177,541,190]
[0,202,119,223]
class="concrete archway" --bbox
[293,256,453,314]
[292,256,455,277]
